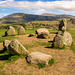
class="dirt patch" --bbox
[15,34,55,45]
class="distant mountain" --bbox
[0,13,75,24]
[41,13,57,16]
[41,13,75,18]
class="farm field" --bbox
[0,29,75,75]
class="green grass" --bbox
[0,64,4,69]
[59,45,66,49]
[24,41,52,50]
[25,29,35,34]
[0,48,20,63]
[35,41,51,46]
[0,48,9,55]
[21,54,27,59]
[67,30,75,41]
[0,29,18,43]
[6,55,20,63]
[38,63,46,69]
[0,29,35,43]
[70,42,75,51]
[0,36,16,43]
[24,44,35,50]
[0,29,7,36]
[38,58,55,69]
[48,36,50,38]
[49,30,58,33]
[48,58,55,66]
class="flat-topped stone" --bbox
[27,52,52,65]
[36,28,49,39]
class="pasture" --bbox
[0,29,75,75]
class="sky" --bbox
[0,0,75,18]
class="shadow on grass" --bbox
[0,48,7,54]
[0,54,12,60]
[2,35,15,37]
[70,42,75,53]
[45,46,53,48]
[48,41,53,43]
[0,48,12,60]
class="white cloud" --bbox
[0,0,75,14]
[6,0,14,1]
[0,13,8,18]
[32,9,52,15]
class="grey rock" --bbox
[59,19,67,32]
[3,40,11,50]
[27,52,52,65]
[36,28,49,39]
[18,26,25,35]
[5,26,15,36]
[8,39,29,55]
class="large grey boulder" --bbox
[36,28,49,39]
[5,26,15,36]
[62,32,72,46]
[8,39,29,55]
[27,52,52,65]
[18,26,25,35]
[3,40,11,50]
[53,35,64,48]
[53,32,72,48]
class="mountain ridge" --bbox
[0,13,75,24]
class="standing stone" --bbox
[53,19,72,48]
[27,52,52,65]
[36,28,49,39]
[3,40,11,50]
[8,39,29,55]
[18,26,25,35]
[5,26,15,36]
[59,19,67,32]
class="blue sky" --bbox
[0,0,75,18]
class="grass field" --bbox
[0,29,75,75]
[0,29,75,42]
[0,29,75,41]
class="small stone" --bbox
[28,33,35,37]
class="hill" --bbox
[41,13,75,18]
[0,13,75,24]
